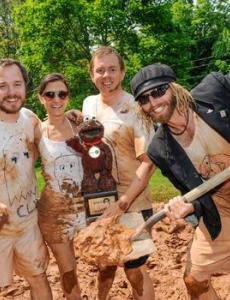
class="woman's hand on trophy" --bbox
[65,109,83,126]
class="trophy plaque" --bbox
[84,190,118,223]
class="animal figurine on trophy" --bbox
[66,116,116,194]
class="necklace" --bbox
[168,109,190,136]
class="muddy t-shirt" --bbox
[39,135,84,197]
[184,114,230,217]
[82,92,153,212]
[38,135,86,242]
[0,108,38,237]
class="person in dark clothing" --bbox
[103,63,230,300]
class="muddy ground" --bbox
[1,203,230,300]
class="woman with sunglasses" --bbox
[37,73,85,300]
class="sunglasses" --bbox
[137,84,169,106]
[43,90,69,100]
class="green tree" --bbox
[188,0,230,86]
[4,0,228,118]
[213,28,230,72]
[12,0,141,116]
[0,0,19,58]
[125,0,194,88]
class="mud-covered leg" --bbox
[49,242,82,300]
[97,266,117,300]
[125,265,155,300]
[184,272,219,300]
[26,273,53,300]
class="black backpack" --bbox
[191,72,230,142]
[191,71,230,113]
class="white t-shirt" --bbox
[82,92,154,212]
[0,108,38,236]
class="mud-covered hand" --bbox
[65,109,83,126]
[0,203,9,230]
[165,196,194,220]
[100,200,129,219]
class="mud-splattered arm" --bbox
[102,155,155,218]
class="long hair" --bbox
[136,82,195,131]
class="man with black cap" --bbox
[105,63,230,300]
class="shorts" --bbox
[124,255,149,269]
[0,224,49,287]
[124,208,153,269]
[186,216,230,280]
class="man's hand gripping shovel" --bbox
[125,167,230,262]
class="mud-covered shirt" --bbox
[82,92,153,212]
[184,114,230,217]
[38,134,86,242]
[0,108,38,237]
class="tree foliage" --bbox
[0,0,228,118]
[0,0,19,57]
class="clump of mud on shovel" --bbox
[75,215,134,269]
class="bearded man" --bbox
[104,63,230,300]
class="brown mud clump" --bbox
[75,215,134,269]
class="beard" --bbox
[146,97,177,124]
[0,96,25,114]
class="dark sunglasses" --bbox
[43,90,69,100]
[137,84,169,105]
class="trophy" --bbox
[66,117,117,223]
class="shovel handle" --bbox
[132,167,230,241]
[184,166,230,203]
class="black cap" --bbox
[131,63,176,100]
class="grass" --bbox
[36,167,45,192]
[150,168,179,203]
[36,166,179,202]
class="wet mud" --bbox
[1,203,230,300]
